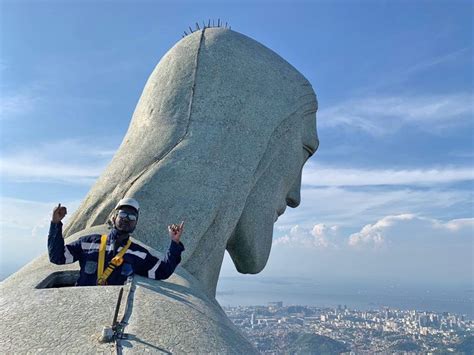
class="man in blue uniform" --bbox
[48,198,185,286]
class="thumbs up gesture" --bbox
[52,203,67,223]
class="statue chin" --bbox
[227,204,274,274]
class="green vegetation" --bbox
[285,333,349,354]
[389,340,421,352]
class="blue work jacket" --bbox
[48,222,185,286]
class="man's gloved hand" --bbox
[52,203,67,224]
[168,221,184,244]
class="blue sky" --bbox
[1,0,473,289]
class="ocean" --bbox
[216,277,474,318]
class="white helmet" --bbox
[115,197,140,213]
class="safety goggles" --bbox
[117,210,138,221]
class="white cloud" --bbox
[223,213,474,283]
[355,48,471,94]
[0,197,81,276]
[318,93,473,136]
[274,214,474,252]
[348,214,474,250]
[272,162,474,232]
[273,223,340,249]
[0,157,103,184]
[0,196,80,235]
[403,47,470,75]
[253,213,473,282]
[0,138,117,184]
[0,198,51,232]
[276,184,472,230]
[444,218,474,231]
[302,163,474,187]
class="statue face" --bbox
[228,110,319,273]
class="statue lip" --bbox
[275,205,287,221]
[276,205,287,216]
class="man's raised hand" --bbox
[168,221,184,243]
[52,203,67,223]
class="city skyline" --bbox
[1,1,473,291]
[224,301,473,353]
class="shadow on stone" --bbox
[35,270,80,289]
[120,335,172,354]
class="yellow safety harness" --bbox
[97,234,132,286]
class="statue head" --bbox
[64,27,319,297]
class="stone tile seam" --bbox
[125,28,206,193]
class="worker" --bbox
[48,197,185,286]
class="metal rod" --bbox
[112,287,124,327]
[195,22,200,30]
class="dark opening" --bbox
[36,271,79,289]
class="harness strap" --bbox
[97,237,132,285]
[97,234,108,283]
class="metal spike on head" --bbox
[182,19,231,38]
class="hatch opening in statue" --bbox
[36,271,80,289]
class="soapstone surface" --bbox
[1,27,318,354]
[1,245,256,354]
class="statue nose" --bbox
[286,193,300,208]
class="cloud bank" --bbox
[302,163,474,187]
[273,214,473,251]
[318,93,473,136]
[0,138,117,184]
